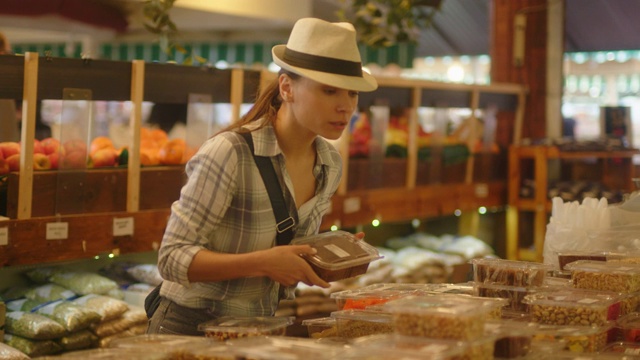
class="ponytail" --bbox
[217,69,300,135]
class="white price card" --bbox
[46,222,69,240]
[475,183,489,198]
[113,217,134,236]
[0,227,8,246]
[343,197,361,214]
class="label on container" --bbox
[323,244,350,258]
[46,222,68,240]
[0,226,7,246]
[113,217,134,236]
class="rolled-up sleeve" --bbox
[157,136,238,286]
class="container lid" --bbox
[198,316,294,334]
[223,336,347,360]
[616,312,640,329]
[601,341,640,355]
[470,258,552,272]
[418,282,475,295]
[291,231,382,270]
[382,294,500,317]
[349,334,467,359]
[301,317,336,327]
[522,288,622,307]
[109,334,217,349]
[329,289,409,309]
[56,348,169,359]
[349,283,434,292]
[531,322,614,336]
[565,259,640,275]
[484,319,538,337]
[330,309,393,323]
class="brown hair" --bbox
[218,69,300,134]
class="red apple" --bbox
[0,142,20,159]
[0,158,9,175]
[48,152,59,169]
[61,150,87,169]
[6,153,20,172]
[90,148,118,168]
[33,139,45,154]
[33,153,51,170]
[41,137,62,155]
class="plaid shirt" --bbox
[157,123,342,316]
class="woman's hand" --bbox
[257,245,330,288]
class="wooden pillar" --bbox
[491,0,549,143]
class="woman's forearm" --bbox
[187,249,265,282]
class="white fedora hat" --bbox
[272,18,378,92]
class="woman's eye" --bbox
[349,91,359,97]
[323,88,337,95]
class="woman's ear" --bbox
[278,74,293,102]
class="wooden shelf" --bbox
[0,209,170,267]
[0,53,527,269]
[506,145,638,262]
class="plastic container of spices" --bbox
[291,231,382,282]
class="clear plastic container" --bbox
[474,282,544,312]
[330,309,394,338]
[198,316,294,341]
[601,341,640,356]
[291,231,382,282]
[109,334,217,349]
[222,335,347,360]
[54,348,169,359]
[556,251,617,271]
[529,323,613,353]
[301,317,337,339]
[565,260,640,293]
[329,288,411,310]
[383,294,497,340]
[485,319,538,359]
[470,258,552,287]
[616,312,640,343]
[470,258,551,287]
[349,333,468,360]
[522,288,622,326]
[417,282,476,296]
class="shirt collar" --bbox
[242,122,340,169]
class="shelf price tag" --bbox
[113,217,134,236]
[475,183,489,198]
[46,222,69,240]
[343,197,361,214]
[0,227,8,246]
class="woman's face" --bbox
[285,76,359,140]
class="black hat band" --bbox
[283,47,363,77]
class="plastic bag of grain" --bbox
[5,311,66,340]
[55,330,99,351]
[50,271,118,295]
[3,334,62,358]
[25,284,76,303]
[72,294,129,322]
[126,264,163,286]
[33,300,102,332]
[0,341,29,360]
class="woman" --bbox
[148,17,378,336]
